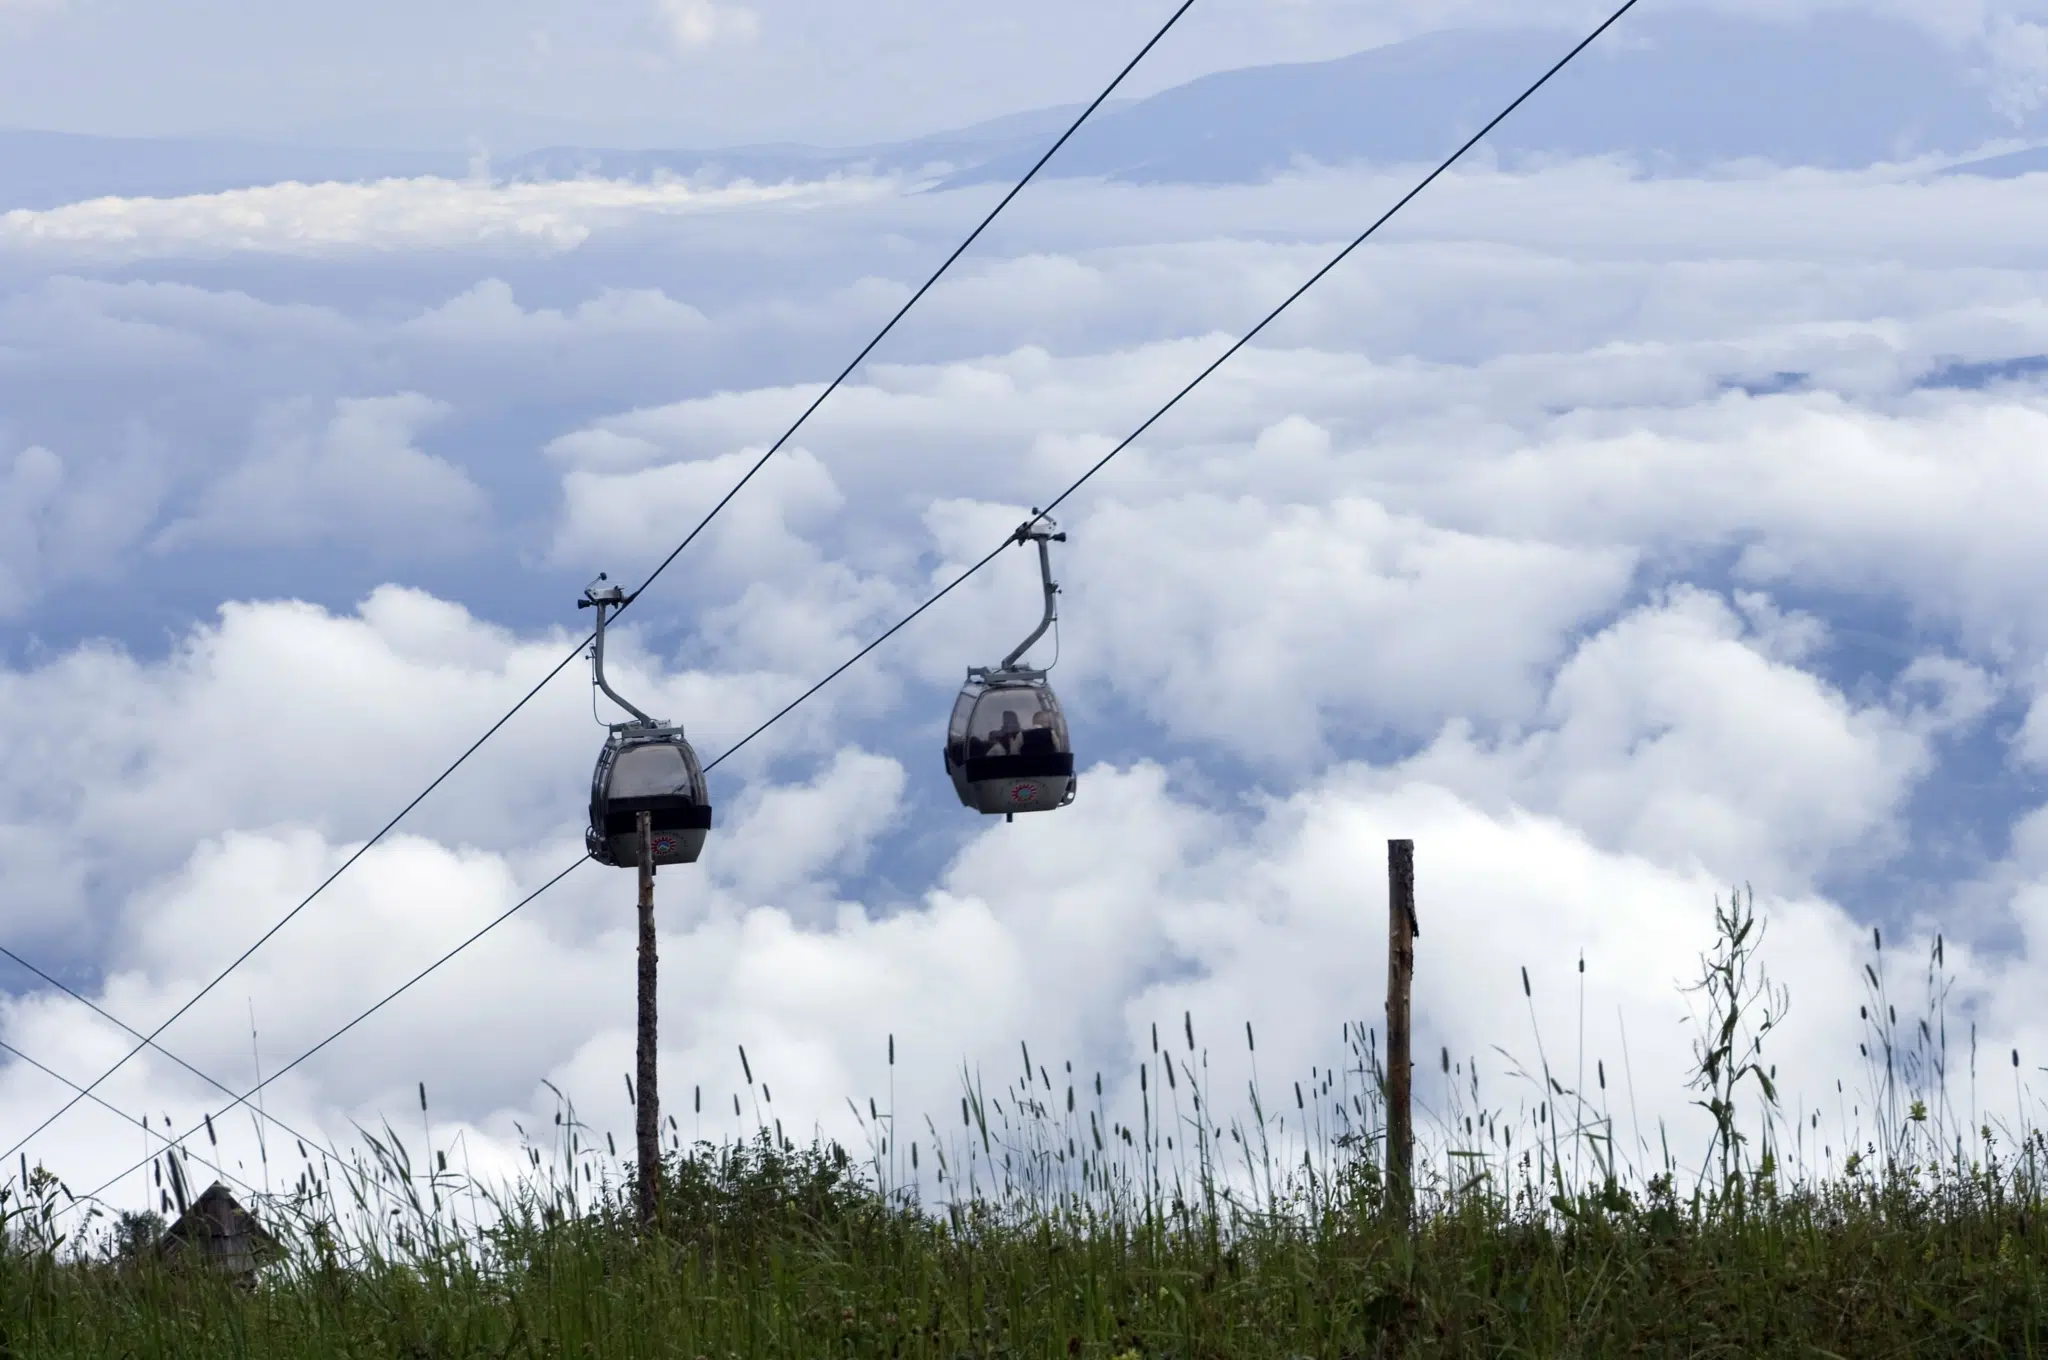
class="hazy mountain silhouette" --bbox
[940,12,2018,186]
[0,11,2026,211]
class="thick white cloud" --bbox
[10,142,2048,1219]
[156,394,486,554]
[0,174,890,260]
[6,745,2027,1215]
[1065,485,1633,765]
[1400,589,1935,885]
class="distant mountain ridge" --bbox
[0,12,2033,212]
[942,12,2023,186]
[499,12,2027,189]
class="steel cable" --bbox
[38,0,1642,1207]
[708,0,1645,771]
[0,1,1196,1166]
[64,856,591,1215]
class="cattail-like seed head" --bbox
[1521,966,1531,997]
[1185,1011,1195,1052]
[739,1045,753,1084]
[419,1082,427,1112]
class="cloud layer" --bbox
[5,118,2048,1214]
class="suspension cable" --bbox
[709,0,1645,771]
[34,0,1642,1204]
[0,943,385,1200]
[0,1035,266,1214]
[1,1,1196,1168]
[61,856,590,1217]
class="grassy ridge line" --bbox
[2,1132,2045,1357]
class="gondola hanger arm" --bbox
[580,573,657,728]
[999,514,1063,673]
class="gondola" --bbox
[943,517,1077,820]
[580,576,712,866]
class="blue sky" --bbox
[6,0,2048,1214]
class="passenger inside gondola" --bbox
[989,708,1024,756]
[1021,709,1058,756]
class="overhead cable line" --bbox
[705,0,1645,773]
[41,0,1639,1208]
[0,943,379,1199]
[63,855,589,1217]
[618,0,1199,611]
[2,0,1197,1167]
[0,664,584,1167]
[0,1036,265,1214]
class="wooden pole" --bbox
[1386,838,1417,1227]
[636,811,660,1227]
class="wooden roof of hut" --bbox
[159,1182,280,1279]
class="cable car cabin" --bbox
[577,576,712,868]
[945,675,1075,816]
[942,516,1076,820]
[587,726,712,867]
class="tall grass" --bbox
[2,894,2044,1356]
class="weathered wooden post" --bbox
[1386,838,1417,1227]
[636,811,660,1227]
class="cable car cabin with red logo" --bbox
[943,517,1076,821]
[588,729,710,866]
[579,577,713,867]
[946,676,1073,815]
